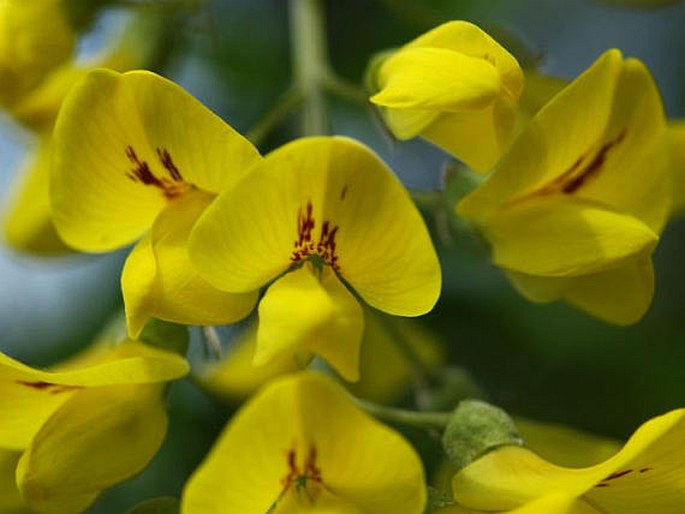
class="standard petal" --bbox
[181,373,426,514]
[458,49,622,221]
[17,384,169,514]
[485,195,658,277]
[190,136,441,318]
[52,69,260,252]
[257,265,363,382]
[372,47,501,112]
[319,138,441,316]
[122,190,258,337]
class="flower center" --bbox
[281,445,323,503]
[125,145,191,200]
[291,200,340,272]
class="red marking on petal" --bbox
[125,145,189,200]
[15,380,83,395]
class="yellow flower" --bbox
[369,21,523,173]
[188,136,441,381]
[457,49,671,325]
[181,372,427,514]
[0,340,188,514]
[0,0,75,107]
[450,409,685,513]
[3,11,169,255]
[51,69,262,336]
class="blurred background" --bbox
[2,0,685,511]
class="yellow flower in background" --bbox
[370,21,523,173]
[457,49,670,325]
[51,69,262,336]
[189,136,441,381]
[3,11,168,255]
[0,340,188,514]
[199,311,443,403]
[181,372,427,514]
[0,0,75,107]
[450,409,685,513]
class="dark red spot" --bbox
[15,380,82,395]
[125,145,188,200]
[562,130,626,194]
[340,186,348,200]
[281,445,323,493]
[604,469,634,481]
[640,467,652,473]
[290,200,340,272]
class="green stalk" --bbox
[289,0,331,135]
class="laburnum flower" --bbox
[369,20,524,173]
[3,12,169,255]
[448,408,685,513]
[0,0,75,107]
[457,49,671,325]
[181,372,427,514]
[0,340,189,514]
[51,69,262,336]
[188,136,441,381]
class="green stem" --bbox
[289,0,331,135]
[354,397,451,430]
[246,87,304,146]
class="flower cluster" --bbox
[1,3,685,514]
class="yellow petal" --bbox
[181,372,426,514]
[190,136,441,317]
[421,98,516,173]
[257,265,364,382]
[52,69,261,251]
[3,136,70,255]
[452,409,685,513]
[576,58,670,232]
[198,325,300,401]
[121,190,258,337]
[0,342,187,449]
[458,49,623,221]
[507,258,655,325]
[381,106,438,140]
[17,384,169,514]
[485,195,658,277]
[404,21,523,102]
[372,47,501,112]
